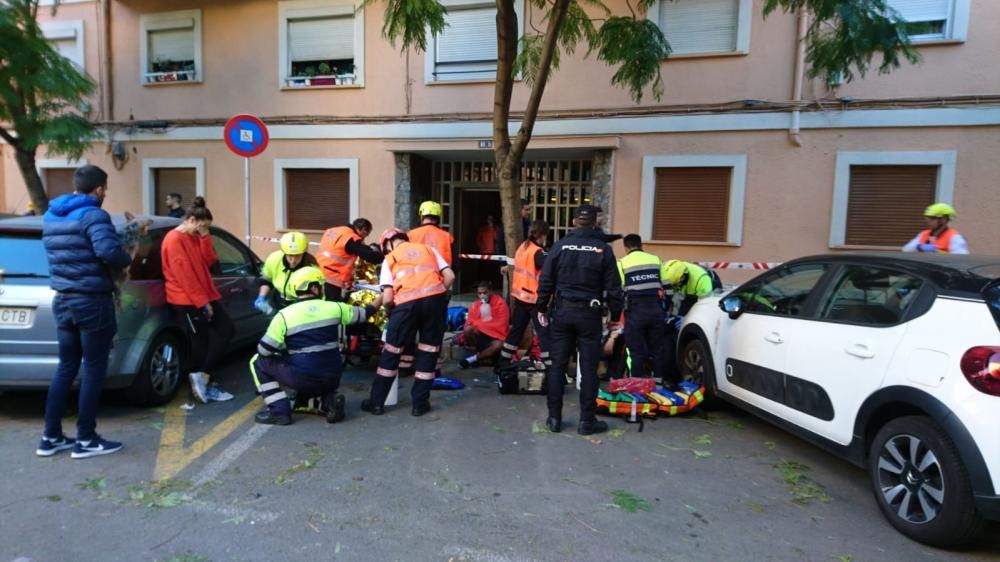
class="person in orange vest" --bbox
[499,220,550,367]
[317,218,384,301]
[902,203,969,254]
[407,200,455,375]
[362,228,455,417]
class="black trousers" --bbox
[172,302,235,373]
[372,294,448,407]
[624,298,669,381]
[501,298,550,365]
[546,304,603,421]
[250,354,340,416]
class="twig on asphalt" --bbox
[149,527,184,550]
[306,520,320,534]
[571,514,602,534]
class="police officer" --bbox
[499,219,550,367]
[407,201,455,375]
[250,267,376,426]
[617,234,670,383]
[362,228,455,417]
[318,218,384,302]
[256,231,318,314]
[536,204,624,435]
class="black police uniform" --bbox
[536,225,623,433]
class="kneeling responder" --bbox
[363,228,455,417]
[617,234,671,383]
[902,203,969,254]
[249,267,376,425]
[318,218,384,301]
[537,205,624,435]
[500,219,550,367]
[256,231,317,314]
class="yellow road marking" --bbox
[153,394,261,481]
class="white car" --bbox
[677,253,1000,547]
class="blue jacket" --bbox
[43,194,132,294]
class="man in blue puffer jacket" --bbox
[36,165,132,459]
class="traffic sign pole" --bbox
[223,114,269,249]
[244,157,251,245]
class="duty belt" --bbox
[556,298,603,309]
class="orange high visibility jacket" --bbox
[318,226,360,288]
[386,242,447,305]
[511,241,543,304]
[408,224,454,267]
[917,227,958,253]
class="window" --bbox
[274,159,360,232]
[42,21,85,69]
[640,155,746,245]
[425,0,523,82]
[887,0,970,42]
[129,229,166,282]
[279,0,365,88]
[819,266,924,326]
[830,152,956,248]
[141,158,206,216]
[36,159,86,198]
[650,0,752,56]
[211,230,254,277]
[139,10,202,84]
[740,263,829,317]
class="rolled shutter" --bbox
[658,0,739,54]
[285,169,351,231]
[288,16,354,63]
[652,167,731,242]
[844,165,937,246]
[154,168,197,216]
[436,6,496,63]
[44,169,76,199]
[148,20,194,66]
[887,0,950,23]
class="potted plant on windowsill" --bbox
[310,62,336,86]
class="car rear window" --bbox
[0,233,49,277]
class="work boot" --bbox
[362,376,393,415]
[411,379,433,416]
[255,409,293,426]
[577,419,609,436]
[411,402,432,417]
[324,392,346,424]
[360,399,385,416]
[546,417,562,433]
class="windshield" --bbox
[0,233,49,277]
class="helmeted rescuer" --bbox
[317,218,384,301]
[406,200,455,375]
[536,204,624,436]
[500,219,552,367]
[617,234,672,384]
[662,259,718,317]
[250,266,377,426]
[363,228,455,417]
[256,231,319,314]
[902,202,969,254]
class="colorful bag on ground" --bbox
[596,390,658,418]
[446,306,468,332]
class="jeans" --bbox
[44,293,117,442]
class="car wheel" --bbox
[679,338,717,405]
[868,416,985,547]
[127,332,184,406]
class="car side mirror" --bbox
[719,295,744,319]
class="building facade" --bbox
[3,0,998,280]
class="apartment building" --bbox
[2,0,998,279]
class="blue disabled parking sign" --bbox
[224,114,269,158]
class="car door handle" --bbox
[764,332,784,344]
[846,344,875,359]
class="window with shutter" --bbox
[657,0,745,55]
[887,0,954,40]
[140,10,201,84]
[153,168,197,216]
[285,169,351,231]
[652,167,731,242]
[287,16,355,80]
[433,5,497,80]
[844,165,937,247]
[43,169,76,199]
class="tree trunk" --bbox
[13,147,49,214]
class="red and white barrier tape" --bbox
[252,236,780,270]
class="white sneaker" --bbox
[189,372,210,404]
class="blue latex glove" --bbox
[670,315,684,330]
[917,243,938,253]
[254,295,274,315]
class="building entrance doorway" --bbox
[454,187,503,294]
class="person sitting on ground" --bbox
[459,281,509,369]
[250,267,376,426]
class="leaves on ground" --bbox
[45,495,61,502]
[274,459,317,486]
[725,421,745,430]
[659,443,712,459]
[746,500,766,513]
[764,441,777,450]
[127,479,195,509]
[691,434,712,445]
[608,489,651,513]
[607,428,626,437]
[773,461,832,505]
[833,556,854,562]
[77,478,106,491]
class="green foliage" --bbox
[370,0,447,52]
[592,17,669,103]
[0,0,97,158]
[608,489,651,513]
[763,0,920,83]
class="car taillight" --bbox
[960,346,1000,396]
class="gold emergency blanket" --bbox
[347,258,387,330]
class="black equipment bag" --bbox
[496,360,546,394]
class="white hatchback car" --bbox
[676,253,1000,547]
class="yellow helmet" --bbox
[924,202,955,219]
[280,231,308,255]
[418,200,442,218]
[663,259,688,286]
[289,266,324,295]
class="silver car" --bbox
[0,215,268,405]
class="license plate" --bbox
[0,307,34,327]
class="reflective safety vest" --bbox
[679,262,715,299]
[408,224,454,267]
[386,241,447,305]
[261,250,300,305]
[511,241,543,304]
[318,226,360,288]
[917,227,958,253]
[256,297,369,378]
[617,250,664,298]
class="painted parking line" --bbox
[153,394,262,481]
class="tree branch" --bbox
[493,0,518,165]
[0,126,19,148]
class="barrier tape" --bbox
[252,236,780,270]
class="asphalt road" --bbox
[1,352,998,562]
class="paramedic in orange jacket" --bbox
[362,229,455,417]
[902,203,969,254]
[406,200,455,375]
[499,220,551,367]
[317,218,384,301]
